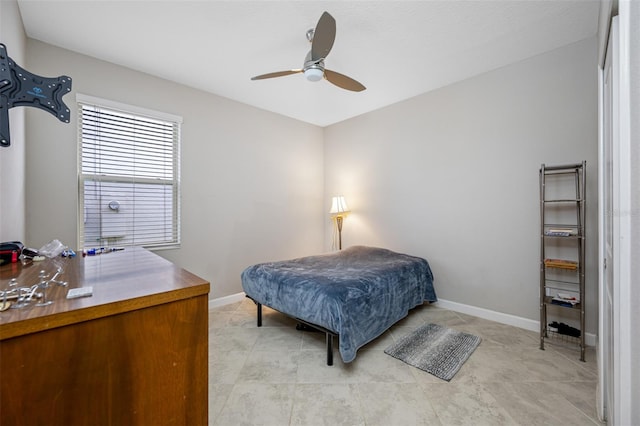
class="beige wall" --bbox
[24,40,324,299]
[324,37,599,334]
[0,0,27,242]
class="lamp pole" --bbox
[330,195,349,251]
[336,215,344,250]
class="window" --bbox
[77,95,181,250]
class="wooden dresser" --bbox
[0,247,210,425]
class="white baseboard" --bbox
[435,298,596,347]
[209,292,246,309]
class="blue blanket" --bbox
[241,246,436,363]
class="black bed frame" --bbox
[247,296,338,366]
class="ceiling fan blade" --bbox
[251,70,302,80]
[311,11,336,61]
[324,69,366,92]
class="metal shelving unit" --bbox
[539,161,586,361]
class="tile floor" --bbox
[209,299,602,425]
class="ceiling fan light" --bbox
[304,68,324,82]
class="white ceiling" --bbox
[17,0,601,127]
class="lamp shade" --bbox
[329,196,350,215]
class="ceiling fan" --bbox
[251,11,366,92]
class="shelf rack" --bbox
[539,161,586,361]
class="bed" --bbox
[241,245,436,364]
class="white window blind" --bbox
[77,95,181,250]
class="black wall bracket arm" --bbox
[0,43,73,147]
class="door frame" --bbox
[597,4,633,424]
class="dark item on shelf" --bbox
[0,43,72,147]
[551,299,577,308]
[549,321,581,338]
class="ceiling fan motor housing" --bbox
[304,52,324,81]
[304,67,324,81]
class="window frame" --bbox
[76,94,182,251]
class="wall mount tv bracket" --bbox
[0,43,72,147]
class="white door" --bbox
[599,16,617,421]
[599,13,633,424]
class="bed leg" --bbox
[326,333,333,366]
[257,303,262,327]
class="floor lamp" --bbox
[330,196,350,250]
